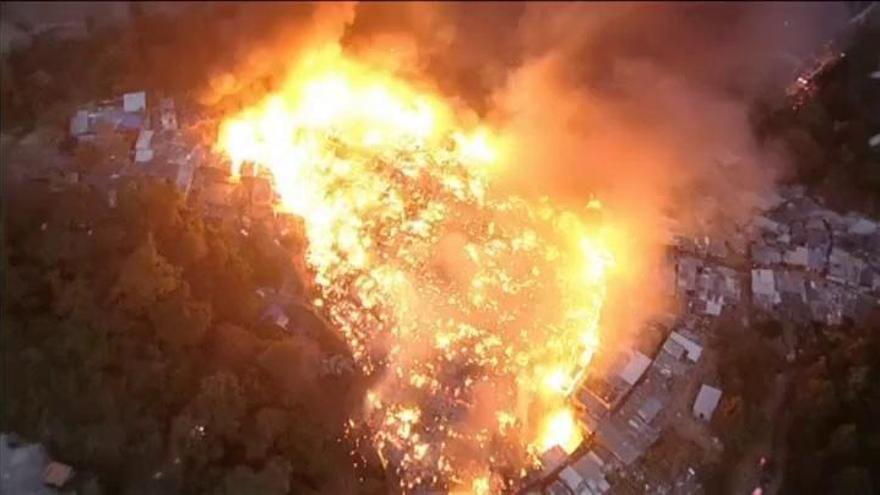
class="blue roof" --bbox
[119,112,145,130]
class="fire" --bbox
[217,43,616,492]
[538,408,583,455]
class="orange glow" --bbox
[538,408,583,454]
[216,43,616,492]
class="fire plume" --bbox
[217,43,617,492]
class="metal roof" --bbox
[693,384,722,421]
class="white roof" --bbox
[135,129,154,150]
[751,269,776,297]
[703,295,723,316]
[135,148,154,164]
[668,331,703,362]
[560,451,609,494]
[848,218,877,235]
[783,246,809,267]
[70,110,90,136]
[558,466,582,492]
[693,384,722,421]
[617,351,651,386]
[123,91,147,113]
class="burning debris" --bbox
[216,43,620,492]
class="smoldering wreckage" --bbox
[3,5,880,495]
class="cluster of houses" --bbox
[532,320,713,495]
[746,187,879,327]
[64,89,292,236]
[530,185,879,495]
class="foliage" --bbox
[2,175,385,493]
[780,313,880,494]
[753,21,880,214]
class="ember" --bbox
[217,43,619,492]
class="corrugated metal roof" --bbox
[617,351,651,386]
[693,384,722,421]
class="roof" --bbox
[752,244,783,266]
[540,445,569,475]
[595,418,641,465]
[783,246,809,267]
[668,331,702,362]
[0,434,54,495]
[135,148,154,164]
[661,337,686,361]
[693,384,722,421]
[123,91,146,113]
[70,110,89,136]
[119,112,145,130]
[545,479,572,495]
[751,269,776,297]
[848,218,877,235]
[617,351,651,386]
[135,129,154,150]
[559,451,610,494]
[637,397,663,424]
[752,215,781,233]
[702,295,724,316]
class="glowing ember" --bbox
[217,43,616,492]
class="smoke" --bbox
[200,2,850,482]
[337,1,847,347]
[195,0,851,359]
[198,2,358,107]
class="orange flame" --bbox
[217,43,615,492]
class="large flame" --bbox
[217,43,616,492]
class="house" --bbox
[617,351,651,387]
[751,269,780,307]
[123,91,147,113]
[692,385,722,421]
[135,129,155,163]
[558,451,610,495]
[667,331,703,363]
[636,397,663,425]
[593,418,642,466]
[540,446,569,477]
[69,110,90,137]
[783,246,809,268]
[544,479,572,495]
[751,243,782,266]
[575,350,650,418]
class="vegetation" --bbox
[780,316,880,494]
[1,174,385,494]
[753,20,880,215]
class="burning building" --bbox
[214,43,623,492]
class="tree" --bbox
[216,457,292,495]
[170,373,246,474]
[110,234,180,314]
[150,287,212,348]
